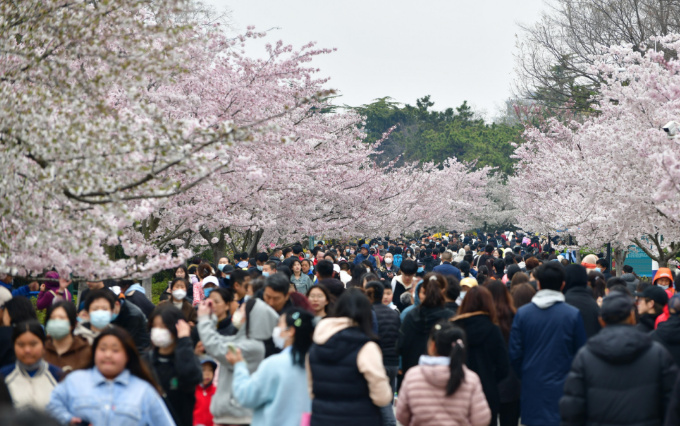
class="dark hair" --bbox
[365,281,385,304]
[458,261,471,278]
[361,273,381,288]
[148,303,184,338]
[210,287,234,304]
[170,277,189,290]
[174,265,189,279]
[256,252,269,263]
[622,265,634,273]
[525,257,540,271]
[458,286,497,323]
[85,288,117,311]
[231,269,249,285]
[306,284,332,314]
[197,262,213,280]
[265,273,290,295]
[244,297,258,339]
[331,288,376,339]
[4,297,37,325]
[45,301,77,330]
[588,271,606,300]
[485,281,516,341]
[264,260,278,270]
[12,320,45,344]
[606,276,627,289]
[493,258,505,278]
[92,326,162,393]
[445,276,461,302]
[276,264,291,281]
[430,321,466,396]
[510,283,536,308]
[400,259,417,275]
[283,308,316,367]
[420,273,447,308]
[535,262,564,291]
[316,260,334,279]
[596,258,608,269]
[510,272,530,287]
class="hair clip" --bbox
[429,275,438,282]
[294,318,302,327]
[292,312,300,320]
[452,339,464,349]
[434,324,442,330]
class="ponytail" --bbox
[430,321,467,396]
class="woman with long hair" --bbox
[227,308,315,426]
[160,266,191,302]
[47,326,174,425]
[291,259,313,295]
[485,280,521,426]
[452,286,510,426]
[306,284,332,318]
[396,322,491,426]
[307,288,392,425]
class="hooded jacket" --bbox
[452,312,510,421]
[509,289,586,426]
[560,325,677,426]
[652,314,680,368]
[622,273,641,293]
[307,317,392,426]
[396,364,490,426]
[565,287,601,338]
[43,335,92,374]
[398,304,455,375]
[197,298,278,423]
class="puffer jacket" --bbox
[398,305,455,374]
[396,364,490,426]
[565,286,601,338]
[652,315,680,368]
[372,302,400,367]
[560,325,677,426]
[622,273,640,294]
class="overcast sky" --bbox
[206,0,547,120]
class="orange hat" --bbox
[653,268,674,285]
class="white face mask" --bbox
[172,289,187,301]
[272,326,287,349]
[366,268,371,274]
[150,328,174,348]
[232,310,245,329]
[459,291,467,300]
[385,258,393,264]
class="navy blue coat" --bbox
[509,300,586,426]
[353,253,377,269]
[432,262,462,280]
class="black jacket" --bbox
[372,302,400,366]
[565,287,602,338]
[125,290,156,319]
[0,327,14,368]
[112,300,150,353]
[652,315,680,368]
[560,325,677,426]
[145,337,203,426]
[397,305,454,374]
[637,313,659,333]
[453,312,510,420]
[318,278,345,298]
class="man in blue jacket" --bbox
[353,244,377,269]
[432,251,462,280]
[509,261,586,426]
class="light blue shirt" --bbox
[46,367,174,426]
[232,346,311,426]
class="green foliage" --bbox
[530,55,598,114]
[354,96,523,175]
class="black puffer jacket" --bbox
[652,315,680,368]
[397,305,454,374]
[565,287,601,338]
[452,312,510,422]
[637,313,659,333]
[560,325,677,426]
[372,302,400,367]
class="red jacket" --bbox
[194,383,216,426]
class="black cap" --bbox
[221,265,235,274]
[600,292,635,324]
[635,286,669,307]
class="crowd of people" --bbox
[1,230,680,425]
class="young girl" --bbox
[227,308,315,426]
[43,301,92,374]
[396,322,491,426]
[47,326,174,425]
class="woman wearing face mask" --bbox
[1,321,63,409]
[145,304,202,426]
[196,296,278,425]
[291,259,313,295]
[160,266,190,302]
[379,253,399,283]
[47,326,174,425]
[159,278,198,326]
[226,308,315,426]
[43,301,92,374]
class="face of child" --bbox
[382,289,393,305]
[202,363,215,386]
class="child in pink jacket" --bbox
[396,321,491,426]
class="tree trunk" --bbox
[141,277,153,300]
[613,247,627,277]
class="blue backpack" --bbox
[393,254,403,269]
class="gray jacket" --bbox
[197,298,278,422]
[621,273,640,293]
[291,273,313,294]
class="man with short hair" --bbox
[315,260,344,297]
[262,261,277,278]
[230,269,250,305]
[596,258,613,281]
[560,292,677,425]
[353,244,377,269]
[392,259,418,312]
[263,273,292,314]
[636,285,668,332]
[236,252,249,269]
[509,262,586,426]
[432,251,462,280]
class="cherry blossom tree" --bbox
[512,35,680,268]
